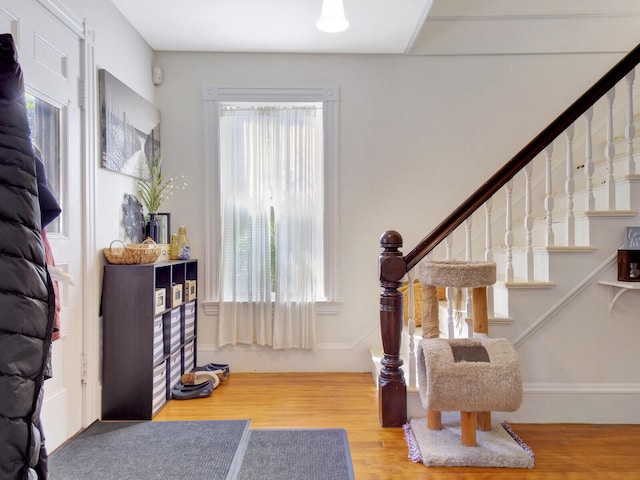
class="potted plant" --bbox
[137,156,185,243]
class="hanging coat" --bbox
[0,33,56,480]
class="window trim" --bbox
[25,87,68,238]
[202,85,340,315]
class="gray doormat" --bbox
[49,420,250,479]
[230,428,354,480]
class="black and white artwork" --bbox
[626,227,640,249]
[99,69,160,180]
[122,193,145,243]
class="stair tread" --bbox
[500,280,555,288]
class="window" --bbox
[26,92,61,233]
[218,102,324,303]
[203,86,340,317]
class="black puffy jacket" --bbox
[0,34,55,480]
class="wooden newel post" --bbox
[378,230,407,427]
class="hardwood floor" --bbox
[155,372,640,479]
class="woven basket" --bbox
[103,239,161,265]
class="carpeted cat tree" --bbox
[417,260,523,447]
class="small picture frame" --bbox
[156,212,171,245]
[626,227,640,249]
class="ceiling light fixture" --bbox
[316,0,349,33]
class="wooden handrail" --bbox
[404,42,640,272]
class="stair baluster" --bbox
[524,162,534,280]
[504,180,514,282]
[583,107,595,211]
[465,217,473,321]
[605,87,616,209]
[565,124,576,246]
[544,144,555,246]
[484,199,495,319]
[406,269,416,389]
[625,69,636,175]
[444,235,455,338]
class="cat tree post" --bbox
[472,286,492,431]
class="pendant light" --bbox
[316,0,349,33]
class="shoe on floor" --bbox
[181,371,222,388]
[171,380,214,400]
[193,363,230,379]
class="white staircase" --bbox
[373,65,640,424]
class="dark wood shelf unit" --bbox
[101,259,197,420]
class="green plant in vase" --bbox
[137,156,185,243]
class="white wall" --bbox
[153,50,627,372]
[63,0,155,250]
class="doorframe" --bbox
[35,0,100,427]
[79,21,99,426]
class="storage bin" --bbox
[184,301,196,341]
[153,316,164,363]
[151,361,167,416]
[169,308,181,353]
[183,340,195,373]
[168,351,182,390]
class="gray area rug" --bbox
[230,428,354,480]
[404,413,534,468]
[49,420,250,479]
[49,421,354,480]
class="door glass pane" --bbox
[26,92,61,233]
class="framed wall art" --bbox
[626,226,640,249]
[99,69,161,180]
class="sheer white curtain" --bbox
[217,104,322,349]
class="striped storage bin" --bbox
[183,339,195,374]
[168,351,182,390]
[151,361,167,416]
[153,316,164,362]
[169,308,181,353]
[184,301,196,341]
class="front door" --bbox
[0,0,85,450]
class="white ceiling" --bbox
[108,0,640,55]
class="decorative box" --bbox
[185,280,197,301]
[171,284,183,307]
[154,288,166,315]
[155,244,170,263]
[617,249,640,281]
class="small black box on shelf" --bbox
[617,249,640,281]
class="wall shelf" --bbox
[598,280,640,314]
